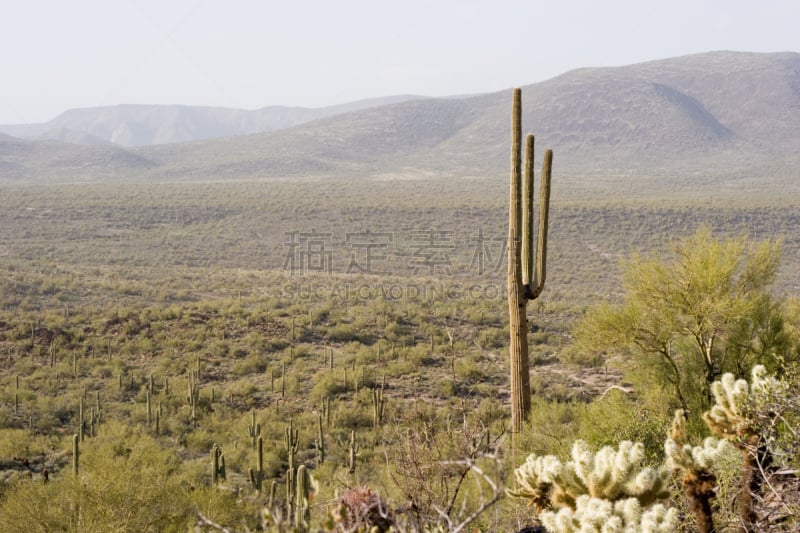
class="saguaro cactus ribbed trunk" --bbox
[508,87,552,434]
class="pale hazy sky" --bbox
[1,0,798,124]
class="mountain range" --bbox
[0,95,424,147]
[1,51,798,187]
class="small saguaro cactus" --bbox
[348,429,359,474]
[249,436,265,492]
[286,419,299,471]
[285,419,300,515]
[187,369,200,428]
[322,396,332,428]
[316,411,325,464]
[78,396,85,442]
[89,408,99,438]
[211,443,226,486]
[72,433,80,476]
[268,480,279,510]
[281,361,287,397]
[146,390,152,427]
[295,464,313,529]
[372,386,386,428]
[248,409,261,449]
[507,87,553,434]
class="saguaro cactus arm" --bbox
[522,134,534,289]
[533,149,552,298]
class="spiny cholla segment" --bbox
[541,495,678,533]
[703,365,781,437]
[665,409,730,472]
[509,440,670,512]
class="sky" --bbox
[1,0,798,124]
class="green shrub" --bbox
[0,421,193,533]
[327,322,360,343]
[310,372,347,402]
[232,353,267,376]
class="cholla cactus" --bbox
[703,365,781,438]
[666,410,730,473]
[701,365,785,530]
[665,410,731,533]
[541,495,678,533]
[510,441,669,509]
[509,440,672,532]
[509,454,576,510]
[570,440,670,506]
[664,437,729,472]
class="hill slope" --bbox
[0,134,154,182]
[0,95,424,147]
[1,51,798,190]
[137,51,800,183]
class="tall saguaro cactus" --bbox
[508,87,553,434]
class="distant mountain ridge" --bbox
[0,95,426,147]
[0,132,153,182]
[1,51,798,188]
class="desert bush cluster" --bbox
[0,225,796,532]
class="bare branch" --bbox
[436,458,503,533]
[597,385,634,401]
[195,510,233,533]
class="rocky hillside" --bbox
[1,51,798,188]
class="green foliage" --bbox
[310,372,347,402]
[1,177,799,531]
[190,487,260,532]
[0,421,193,533]
[326,322,363,343]
[576,226,790,418]
[0,429,54,461]
[578,391,671,464]
[231,352,267,377]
